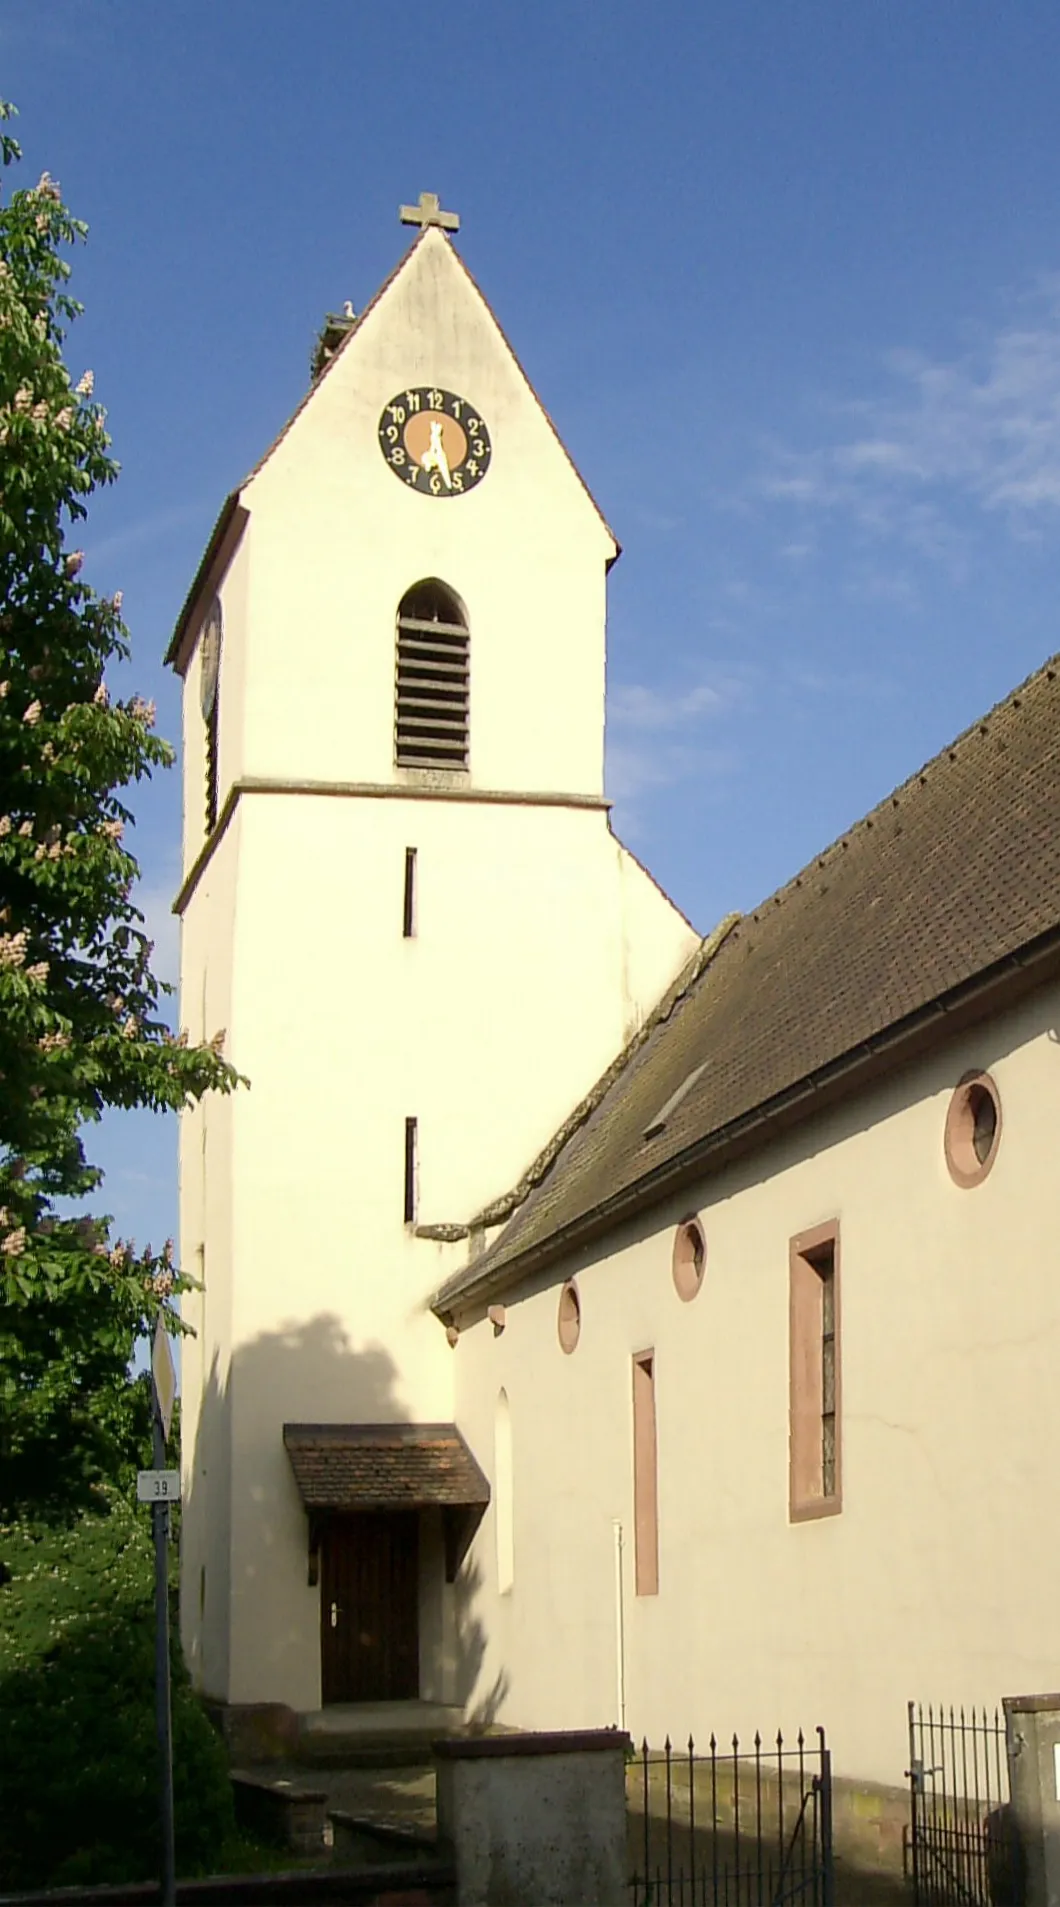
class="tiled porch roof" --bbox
[283,1422,490,1512]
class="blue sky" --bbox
[4,1,1060,1257]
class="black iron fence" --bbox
[907,1701,1019,1907]
[629,1727,834,1907]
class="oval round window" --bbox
[557,1280,581,1354]
[672,1218,706,1302]
[944,1071,1002,1188]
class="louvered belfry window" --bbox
[395,580,469,770]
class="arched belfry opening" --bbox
[395,579,470,770]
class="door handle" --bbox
[330,1601,339,1629]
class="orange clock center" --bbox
[404,410,468,469]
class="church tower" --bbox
[171,196,698,1719]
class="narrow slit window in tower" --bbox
[404,1117,418,1224]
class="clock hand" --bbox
[421,420,453,489]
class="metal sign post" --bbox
[145,1320,177,1907]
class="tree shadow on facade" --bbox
[183,1312,502,1723]
[452,1552,509,1726]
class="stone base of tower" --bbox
[204,1694,470,1768]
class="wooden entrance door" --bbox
[320,1513,420,1704]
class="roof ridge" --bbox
[467,911,740,1234]
[744,647,1060,927]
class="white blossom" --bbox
[2,1226,26,1256]
[0,931,28,968]
[76,370,94,397]
[65,551,83,578]
[22,701,40,726]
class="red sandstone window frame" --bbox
[632,1348,659,1595]
[788,1221,841,1523]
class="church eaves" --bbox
[434,651,1060,1320]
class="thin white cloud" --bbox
[86,499,211,569]
[759,276,1060,554]
[609,680,727,730]
[606,671,742,806]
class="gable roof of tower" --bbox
[166,227,617,671]
[434,651,1060,1318]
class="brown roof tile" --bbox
[283,1423,490,1511]
[436,653,1060,1312]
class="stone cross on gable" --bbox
[399,191,460,233]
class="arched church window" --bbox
[395,580,469,770]
[199,597,223,831]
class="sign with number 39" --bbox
[137,1469,181,1503]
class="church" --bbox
[172,195,1060,1793]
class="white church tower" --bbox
[170,195,698,1721]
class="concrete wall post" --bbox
[1003,1693,1060,1907]
[434,1728,630,1907]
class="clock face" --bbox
[378,387,492,497]
[199,600,222,721]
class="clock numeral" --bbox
[387,404,406,425]
[389,446,406,466]
[405,390,421,412]
[427,388,444,411]
[386,425,399,444]
[451,470,464,492]
[429,471,442,495]
[450,397,463,419]
[466,459,480,479]
[472,439,486,458]
[405,465,420,484]
[467,417,481,434]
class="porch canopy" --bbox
[283,1422,490,1581]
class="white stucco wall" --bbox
[181,789,692,1710]
[451,985,1060,1789]
[177,809,242,1698]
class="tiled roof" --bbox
[283,1423,490,1511]
[435,652,1060,1313]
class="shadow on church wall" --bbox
[183,1310,505,1721]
